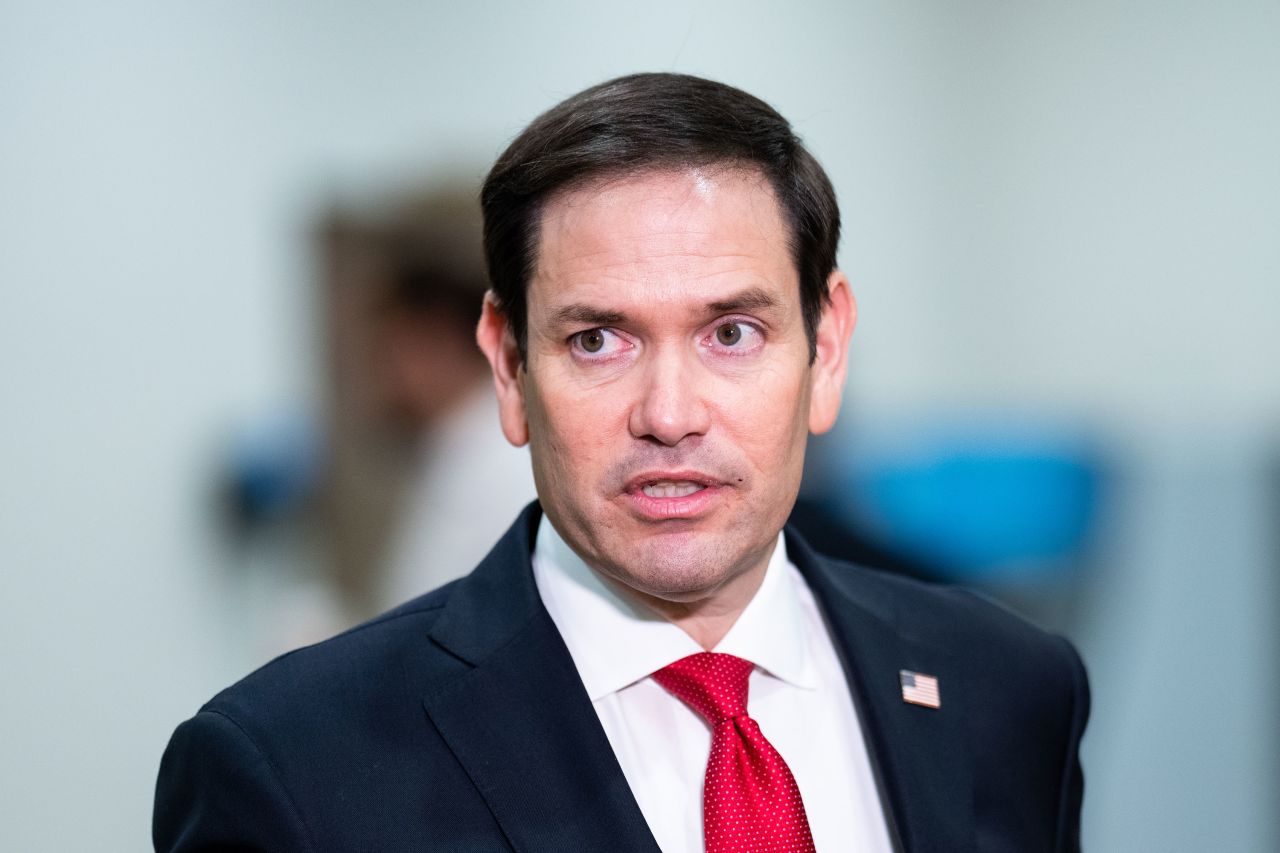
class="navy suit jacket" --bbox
[154,503,1088,852]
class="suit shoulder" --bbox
[821,556,1089,743]
[823,556,1083,675]
[199,581,464,727]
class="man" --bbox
[155,73,1088,852]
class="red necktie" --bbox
[654,652,816,853]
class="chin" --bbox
[601,531,755,603]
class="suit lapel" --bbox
[788,530,976,853]
[420,504,661,853]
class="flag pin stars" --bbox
[899,670,941,709]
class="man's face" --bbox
[480,167,853,605]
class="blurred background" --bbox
[2,1,1277,849]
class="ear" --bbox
[476,291,530,447]
[808,270,857,435]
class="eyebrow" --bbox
[550,304,628,327]
[706,287,782,315]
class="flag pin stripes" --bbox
[899,670,941,709]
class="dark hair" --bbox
[481,72,841,363]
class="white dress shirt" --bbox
[532,518,894,853]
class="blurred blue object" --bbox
[225,409,323,527]
[834,421,1102,582]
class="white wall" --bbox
[2,1,1276,849]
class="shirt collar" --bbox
[531,516,818,701]
[715,531,819,690]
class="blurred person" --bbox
[155,73,1088,852]
[319,189,535,624]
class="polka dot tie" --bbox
[653,652,816,853]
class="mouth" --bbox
[623,471,725,520]
[640,480,705,498]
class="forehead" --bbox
[529,167,797,313]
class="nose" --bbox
[628,347,711,446]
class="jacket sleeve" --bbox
[153,709,315,853]
[1053,637,1091,853]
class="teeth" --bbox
[642,481,704,498]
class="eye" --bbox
[715,323,743,346]
[570,327,628,359]
[579,329,606,353]
[707,320,762,352]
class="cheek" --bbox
[717,366,812,465]
[525,379,622,486]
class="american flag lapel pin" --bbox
[899,670,941,709]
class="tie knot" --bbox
[653,652,754,724]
